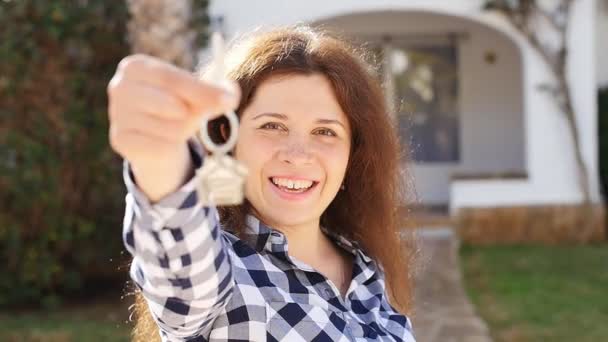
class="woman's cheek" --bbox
[325,144,350,183]
[237,135,276,184]
[248,136,278,162]
[236,131,271,162]
[318,140,349,163]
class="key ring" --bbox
[197,109,239,155]
[196,31,239,156]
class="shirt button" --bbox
[270,232,282,243]
[324,288,333,297]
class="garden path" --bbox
[410,228,493,342]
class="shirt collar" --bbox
[241,214,373,265]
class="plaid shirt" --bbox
[122,139,416,341]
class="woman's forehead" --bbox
[244,73,348,123]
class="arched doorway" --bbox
[314,10,526,211]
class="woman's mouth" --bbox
[268,176,319,199]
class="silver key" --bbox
[195,32,248,206]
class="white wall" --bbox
[452,0,601,211]
[598,0,608,88]
[209,0,487,36]
[209,0,602,209]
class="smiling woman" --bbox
[112,25,417,341]
[236,74,352,237]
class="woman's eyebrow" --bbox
[315,118,346,129]
[252,112,288,120]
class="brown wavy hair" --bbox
[128,25,416,342]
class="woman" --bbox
[109,26,416,341]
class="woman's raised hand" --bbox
[107,54,240,202]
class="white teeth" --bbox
[271,177,313,189]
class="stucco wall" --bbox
[452,0,600,210]
[598,0,608,88]
[209,0,487,36]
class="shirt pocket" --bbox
[265,300,337,339]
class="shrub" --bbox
[0,1,131,308]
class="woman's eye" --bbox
[314,128,337,137]
[259,122,284,130]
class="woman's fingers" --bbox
[114,54,240,118]
[109,124,184,165]
[110,81,190,121]
[107,54,242,169]
[111,105,189,144]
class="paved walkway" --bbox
[410,228,493,342]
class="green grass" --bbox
[0,293,133,342]
[461,243,608,342]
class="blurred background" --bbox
[0,0,606,341]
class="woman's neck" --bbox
[264,217,334,266]
[257,215,353,298]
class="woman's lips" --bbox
[267,177,319,201]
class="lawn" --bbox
[0,292,134,342]
[461,243,608,342]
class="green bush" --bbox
[0,1,131,308]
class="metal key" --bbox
[195,32,248,206]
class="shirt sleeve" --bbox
[121,137,235,341]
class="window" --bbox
[373,36,460,163]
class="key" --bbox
[195,32,248,206]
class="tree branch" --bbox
[483,0,594,241]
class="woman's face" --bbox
[234,73,351,229]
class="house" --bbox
[208,0,605,242]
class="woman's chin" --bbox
[255,202,321,230]
[248,180,327,227]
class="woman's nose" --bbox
[277,137,313,165]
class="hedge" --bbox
[1,1,132,308]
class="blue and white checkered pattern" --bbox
[122,138,416,341]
